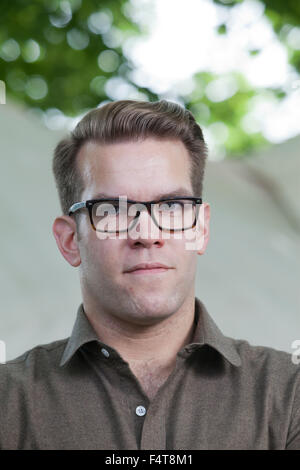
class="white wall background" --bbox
[0,100,299,361]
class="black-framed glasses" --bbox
[68,196,202,233]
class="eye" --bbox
[157,200,184,212]
[115,202,128,214]
[112,203,120,214]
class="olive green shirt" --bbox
[0,297,299,450]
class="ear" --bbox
[52,215,81,267]
[196,202,210,255]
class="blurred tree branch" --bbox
[1,0,299,159]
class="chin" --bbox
[127,295,174,322]
[129,312,171,327]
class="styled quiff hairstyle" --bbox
[53,99,208,215]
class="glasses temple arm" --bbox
[68,202,86,216]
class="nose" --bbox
[127,207,165,248]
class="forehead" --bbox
[77,137,193,199]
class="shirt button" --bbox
[136,405,146,417]
[101,348,110,358]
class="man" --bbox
[0,100,299,450]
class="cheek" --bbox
[178,224,204,252]
[84,239,121,275]
[170,238,197,268]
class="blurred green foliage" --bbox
[0,0,159,115]
[214,0,300,73]
[0,0,299,158]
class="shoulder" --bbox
[231,336,300,391]
[231,338,300,449]
[234,337,298,367]
[0,338,69,385]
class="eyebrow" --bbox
[90,188,195,201]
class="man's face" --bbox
[75,137,208,325]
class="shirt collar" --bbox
[59,304,99,367]
[59,297,242,368]
[189,297,242,367]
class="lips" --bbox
[125,263,172,273]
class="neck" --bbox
[83,294,196,369]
